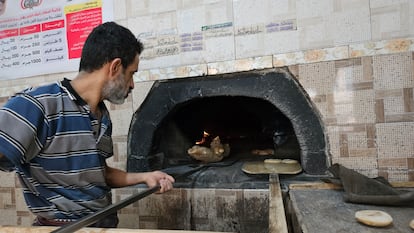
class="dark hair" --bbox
[79,22,144,72]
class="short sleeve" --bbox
[0,93,48,166]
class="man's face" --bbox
[102,55,139,104]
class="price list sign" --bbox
[0,0,113,80]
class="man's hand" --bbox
[105,166,174,193]
[143,171,175,193]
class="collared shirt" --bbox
[0,78,113,219]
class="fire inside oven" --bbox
[127,70,328,188]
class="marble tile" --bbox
[370,0,414,40]
[111,136,128,163]
[383,96,405,114]
[128,13,181,70]
[348,148,377,157]
[264,30,300,55]
[375,89,403,99]
[112,0,126,20]
[336,90,376,124]
[14,189,28,213]
[0,172,15,187]
[376,122,414,159]
[298,17,332,48]
[126,0,150,17]
[148,66,183,80]
[206,56,272,75]
[378,158,409,169]
[131,80,155,110]
[273,46,348,67]
[234,0,298,57]
[203,35,235,63]
[0,187,13,209]
[297,61,336,99]
[372,52,414,90]
[347,132,368,149]
[328,3,371,45]
[385,113,414,122]
[326,126,341,158]
[202,2,235,62]
[327,122,380,167]
[0,209,17,226]
[296,0,334,49]
[134,70,151,82]
[110,107,134,137]
[147,0,178,14]
[175,64,208,77]
[350,38,414,57]
[332,157,379,177]
[380,169,412,182]
[375,99,385,123]
[234,56,273,71]
[294,0,372,49]
[143,63,207,80]
[404,88,414,112]
[296,0,333,19]
[207,60,237,75]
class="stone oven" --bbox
[127,69,328,179]
[124,69,329,232]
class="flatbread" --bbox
[264,159,282,164]
[281,159,298,164]
[355,210,393,227]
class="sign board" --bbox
[0,0,113,80]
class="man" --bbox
[0,22,174,228]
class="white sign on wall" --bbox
[0,0,113,80]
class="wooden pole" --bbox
[269,173,288,233]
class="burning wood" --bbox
[187,136,230,163]
[195,131,210,145]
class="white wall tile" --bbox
[113,0,126,20]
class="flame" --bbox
[195,131,210,145]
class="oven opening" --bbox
[148,96,301,188]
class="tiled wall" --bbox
[0,0,413,229]
[293,53,414,180]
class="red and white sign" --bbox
[0,0,113,80]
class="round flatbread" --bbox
[281,159,298,164]
[264,159,282,171]
[355,210,393,227]
[410,219,414,230]
[264,159,282,164]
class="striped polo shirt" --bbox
[0,78,114,220]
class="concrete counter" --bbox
[288,183,414,233]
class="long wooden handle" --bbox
[51,185,160,233]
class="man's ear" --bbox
[109,58,122,78]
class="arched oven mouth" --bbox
[127,69,329,188]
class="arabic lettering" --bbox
[236,25,263,36]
